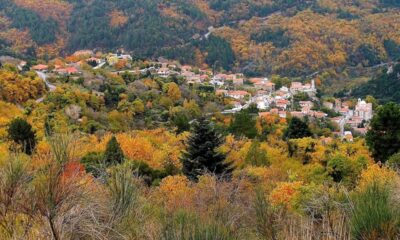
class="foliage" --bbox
[0,69,46,103]
[366,102,400,163]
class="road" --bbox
[35,71,56,103]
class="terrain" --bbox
[1,0,400,79]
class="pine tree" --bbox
[104,136,125,166]
[7,117,36,155]
[182,118,233,181]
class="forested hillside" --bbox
[350,63,400,103]
[1,0,400,77]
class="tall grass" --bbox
[350,182,399,240]
[162,210,237,240]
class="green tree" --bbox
[284,117,312,140]
[229,111,257,139]
[182,118,233,181]
[104,136,125,166]
[7,118,36,155]
[366,102,400,163]
[245,141,270,166]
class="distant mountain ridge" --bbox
[1,0,400,77]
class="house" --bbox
[299,101,314,109]
[276,99,289,110]
[32,64,48,72]
[290,80,316,95]
[254,81,275,92]
[290,82,303,93]
[310,111,327,119]
[226,90,250,100]
[157,67,170,78]
[55,67,80,75]
[254,96,269,110]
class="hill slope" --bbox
[1,0,400,77]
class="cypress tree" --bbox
[182,118,233,181]
[7,117,36,155]
[104,136,125,166]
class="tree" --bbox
[366,102,400,163]
[7,118,36,155]
[104,136,125,166]
[229,111,257,139]
[166,82,181,102]
[245,141,270,166]
[182,118,233,181]
[284,117,312,140]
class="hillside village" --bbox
[25,50,374,141]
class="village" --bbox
[26,50,373,141]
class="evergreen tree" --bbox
[182,118,233,181]
[104,136,125,166]
[7,117,36,155]
[284,117,312,140]
[366,102,400,163]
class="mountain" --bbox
[1,0,400,77]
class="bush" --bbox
[80,152,104,178]
[387,152,400,170]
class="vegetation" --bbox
[352,63,400,103]
[0,2,400,238]
[366,102,400,163]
